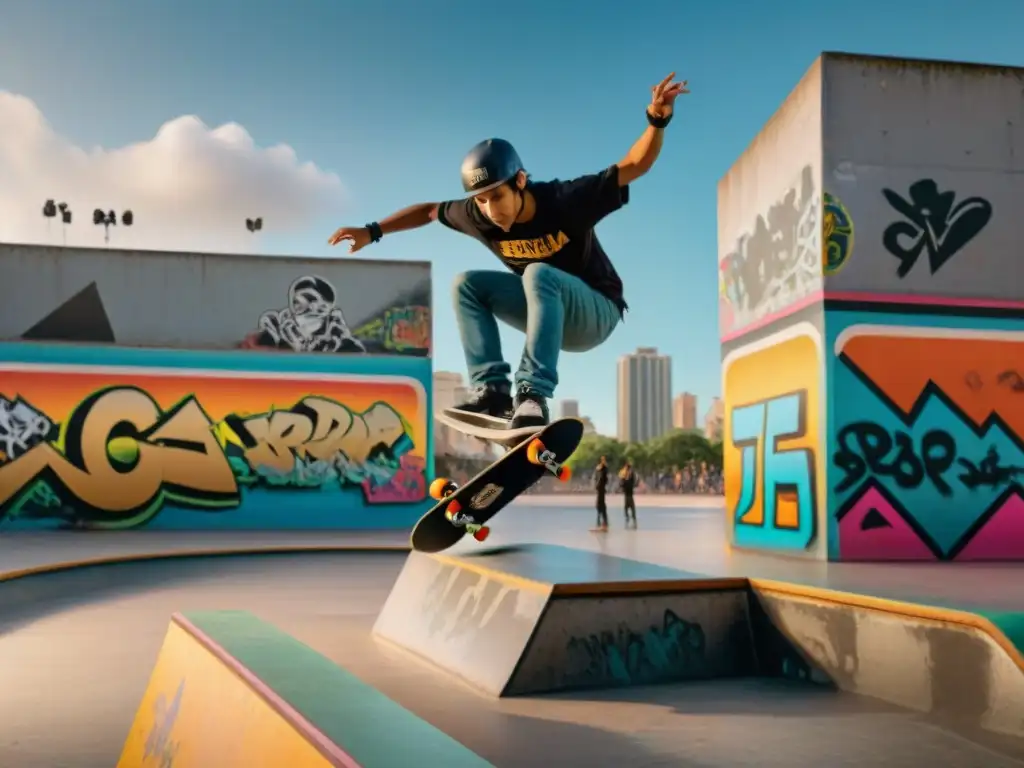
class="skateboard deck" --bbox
[435,409,549,448]
[410,418,584,553]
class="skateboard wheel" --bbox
[447,499,462,515]
[429,477,458,500]
[473,526,490,542]
[556,465,572,482]
[526,438,545,465]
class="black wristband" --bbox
[366,221,383,243]
[646,109,672,129]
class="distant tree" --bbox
[566,434,626,472]
[566,428,722,475]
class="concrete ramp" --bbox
[373,544,1024,746]
[118,611,492,768]
[372,545,553,695]
[751,581,1024,739]
[372,544,754,696]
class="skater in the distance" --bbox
[619,460,638,529]
[328,73,688,436]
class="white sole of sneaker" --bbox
[439,407,509,428]
[435,411,546,446]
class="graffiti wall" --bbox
[829,315,1024,560]
[722,321,827,557]
[0,243,431,356]
[0,343,431,530]
[717,58,823,340]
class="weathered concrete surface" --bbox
[0,242,431,351]
[371,550,551,696]
[717,56,823,340]
[822,53,1024,300]
[753,587,1024,739]
[506,590,754,695]
[373,548,754,697]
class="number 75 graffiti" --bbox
[730,390,817,550]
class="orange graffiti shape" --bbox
[840,334,1024,437]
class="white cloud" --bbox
[0,91,346,252]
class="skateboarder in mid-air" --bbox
[328,73,688,434]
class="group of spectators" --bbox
[433,455,724,497]
[526,459,724,496]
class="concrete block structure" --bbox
[719,53,1024,561]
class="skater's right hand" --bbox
[327,225,372,253]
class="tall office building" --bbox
[559,399,580,419]
[672,392,698,430]
[617,347,672,443]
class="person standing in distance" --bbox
[619,460,638,529]
[594,455,609,532]
[328,73,689,436]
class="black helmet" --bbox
[460,138,523,196]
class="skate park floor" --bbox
[1,498,1023,766]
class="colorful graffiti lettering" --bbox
[563,609,706,688]
[832,325,1024,560]
[0,369,427,529]
[222,395,411,488]
[732,390,817,549]
[354,305,430,353]
[724,325,821,552]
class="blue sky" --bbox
[2,0,1021,436]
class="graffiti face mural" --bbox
[242,274,367,353]
[831,322,1024,561]
[239,274,431,356]
[0,365,427,530]
[723,323,822,553]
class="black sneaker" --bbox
[444,382,513,426]
[509,387,549,432]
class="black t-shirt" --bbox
[437,164,629,314]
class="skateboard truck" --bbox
[526,437,572,482]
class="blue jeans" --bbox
[452,263,621,399]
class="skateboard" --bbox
[410,418,584,553]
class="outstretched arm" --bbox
[616,72,689,186]
[328,202,439,253]
[381,202,440,233]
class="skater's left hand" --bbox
[648,72,689,119]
